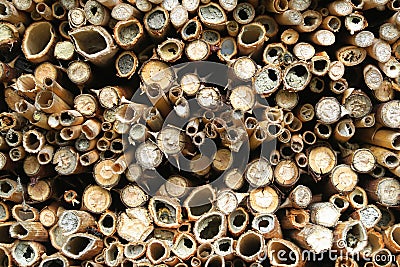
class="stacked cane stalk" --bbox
[0,0,400,266]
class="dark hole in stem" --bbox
[0,181,11,194]
[232,214,245,227]
[0,3,6,15]
[185,22,196,36]
[199,215,222,240]
[304,16,317,26]
[43,259,64,267]
[314,60,327,71]
[101,214,114,228]
[239,233,261,257]
[238,9,249,20]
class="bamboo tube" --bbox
[36,90,71,114]
[330,194,349,212]
[309,202,341,228]
[185,39,210,60]
[193,211,226,244]
[232,3,255,24]
[281,28,299,45]
[279,209,309,230]
[0,62,18,84]
[283,61,311,91]
[275,9,302,25]
[328,0,353,16]
[22,129,45,154]
[330,78,348,94]
[342,148,376,173]
[307,144,336,175]
[375,100,400,128]
[217,37,237,61]
[120,184,148,208]
[5,129,22,147]
[362,177,400,207]
[48,225,67,251]
[0,245,12,267]
[9,221,48,241]
[58,210,95,235]
[79,150,99,166]
[243,157,273,187]
[184,185,215,221]
[61,233,103,260]
[0,201,9,222]
[235,231,265,262]
[0,0,28,23]
[43,77,74,106]
[348,186,368,209]
[201,29,220,45]
[24,155,56,177]
[39,203,61,227]
[0,178,23,202]
[22,22,56,63]
[60,110,84,127]
[16,74,38,101]
[252,213,282,239]
[350,204,381,229]
[50,40,72,60]
[0,221,14,247]
[104,242,124,267]
[157,38,184,63]
[68,8,86,27]
[52,2,67,19]
[111,3,141,20]
[264,0,288,12]
[196,242,213,263]
[12,205,39,221]
[124,241,146,260]
[336,45,367,66]
[333,220,368,255]
[83,0,109,26]
[363,64,383,90]
[274,159,299,187]
[382,224,400,253]
[12,241,45,267]
[36,3,52,20]
[248,186,280,214]
[171,233,197,261]
[315,97,342,124]
[12,0,34,12]
[267,239,303,267]
[226,21,239,37]
[198,3,227,30]
[344,12,368,35]
[113,19,144,51]
[39,253,69,267]
[181,17,202,41]
[148,196,182,228]
[252,64,281,96]
[366,145,399,169]
[238,23,267,55]
[67,61,92,86]
[82,185,112,214]
[53,146,85,175]
[334,119,355,143]
[27,179,53,202]
[117,208,154,242]
[143,7,170,41]
[70,26,118,66]
[94,159,121,188]
[296,10,322,32]
[289,223,333,253]
[262,42,285,65]
[366,39,391,63]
